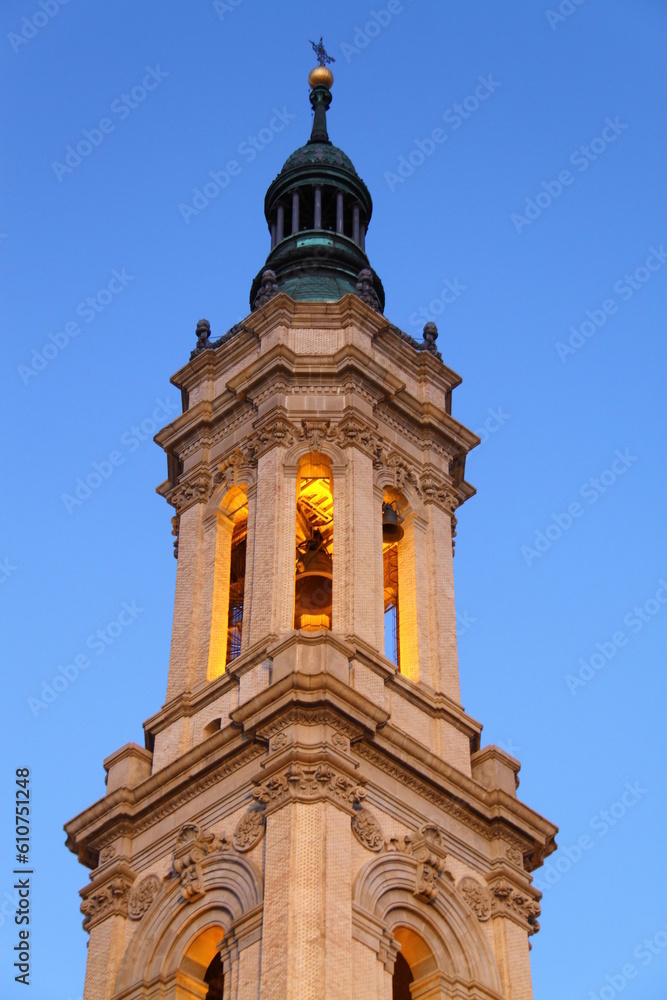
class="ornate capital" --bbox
[486,875,542,935]
[80,873,133,930]
[246,416,296,460]
[166,473,211,515]
[299,419,332,451]
[253,762,366,814]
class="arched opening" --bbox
[382,496,402,667]
[207,488,248,680]
[393,926,437,999]
[179,926,225,998]
[204,953,224,999]
[392,952,414,1000]
[382,489,420,680]
[294,453,333,630]
[226,507,247,665]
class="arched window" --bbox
[392,926,437,999]
[382,490,420,680]
[179,926,225,998]
[294,453,333,630]
[207,489,248,680]
[204,952,224,999]
[226,511,247,664]
[382,498,402,667]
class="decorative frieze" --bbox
[351,808,384,852]
[127,874,162,921]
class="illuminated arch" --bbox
[113,853,262,997]
[353,852,504,998]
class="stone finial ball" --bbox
[308,66,334,89]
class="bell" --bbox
[382,502,404,544]
[295,530,333,628]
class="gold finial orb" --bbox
[308,65,334,89]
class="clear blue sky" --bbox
[2,2,666,997]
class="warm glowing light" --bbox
[299,613,330,630]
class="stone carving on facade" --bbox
[334,415,384,465]
[257,707,362,744]
[271,732,289,751]
[331,731,348,752]
[385,833,414,853]
[98,845,116,865]
[385,451,421,497]
[299,419,331,451]
[351,808,384,852]
[488,878,541,935]
[170,514,180,559]
[127,874,162,921]
[252,268,280,310]
[192,317,212,355]
[458,876,492,921]
[355,268,381,311]
[245,416,296,461]
[172,823,223,902]
[167,473,211,515]
[506,846,524,869]
[232,810,266,853]
[216,446,256,488]
[80,875,132,930]
[422,321,439,356]
[253,762,366,811]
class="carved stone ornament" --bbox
[98,845,116,864]
[216,446,256,488]
[299,419,331,451]
[253,763,366,811]
[411,824,450,904]
[252,268,280,310]
[271,732,289,751]
[168,474,211,515]
[352,808,384,852]
[245,417,296,461]
[232,810,266,853]
[458,876,492,922]
[172,823,224,902]
[127,874,161,921]
[331,731,348,752]
[355,268,381,311]
[506,846,524,869]
[489,878,541,935]
[80,876,132,929]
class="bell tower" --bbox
[65,51,557,1000]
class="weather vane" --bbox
[310,36,335,67]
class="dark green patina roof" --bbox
[280,142,357,176]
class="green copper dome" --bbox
[250,67,384,312]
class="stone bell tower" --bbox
[65,50,557,1000]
